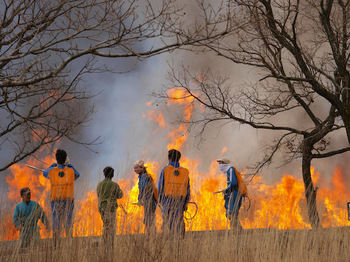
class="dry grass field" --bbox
[0,226,349,262]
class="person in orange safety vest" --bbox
[158,149,190,236]
[43,149,79,245]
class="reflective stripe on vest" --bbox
[49,167,75,201]
[163,165,189,198]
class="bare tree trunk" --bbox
[344,116,350,145]
[301,142,321,229]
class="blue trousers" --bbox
[51,200,74,231]
[224,190,242,219]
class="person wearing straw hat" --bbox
[43,149,79,246]
[97,166,123,247]
[217,156,243,232]
[134,160,158,234]
[158,149,191,237]
[13,187,50,248]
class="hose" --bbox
[184,202,198,221]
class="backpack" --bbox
[234,168,248,197]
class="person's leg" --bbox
[161,205,171,234]
[174,200,186,237]
[143,204,150,234]
[51,201,61,248]
[177,209,185,238]
[100,211,108,245]
[32,227,41,247]
[144,201,156,234]
[64,201,74,238]
[19,227,30,249]
[224,195,230,218]
[109,212,116,248]
[101,211,116,247]
[229,193,243,232]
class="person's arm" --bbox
[38,205,50,231]
[158,168,165,205]
[228,167,238,190]
[223,167,238,194]
[184,177,191,210]
[43,163,57,179]
[67,164,80,180]
[13,205,21,230]
[96,182,101,198]
[138,176,145,203]
[144,175,154,198]
[116,184,123,199]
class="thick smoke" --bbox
[2,1,350,202]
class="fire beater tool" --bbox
[25,164,45,172]
[212,190,225,194]
[212,189,251,211]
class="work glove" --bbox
[223,189,230,198]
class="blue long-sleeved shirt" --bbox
[138,172,156,205]
[13,200,48,229]
[158,161,190,207]
[223,166,238,193]
[43,163,80,180]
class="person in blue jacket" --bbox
[158,149,190,236]
[217,156,243,231]
[134,160,157,234]
[43,149,79,244]
[13,187,50,248]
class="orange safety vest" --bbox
[49,166,75,201]
[163,165,189,198]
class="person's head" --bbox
[134,160,146,174]
[103,166,114,179]
[56,149,67,165]
[20,187,31,203]
[216,157,230,165]
[168,149,181,162]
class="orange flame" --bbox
[2,88,350,241]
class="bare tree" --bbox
[0,0,233,171]
[157,0,350,228]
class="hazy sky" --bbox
[2,8,350,198]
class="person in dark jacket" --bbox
[134,160,158,234]
[217,157,243,232]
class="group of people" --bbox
[12,148,244,248]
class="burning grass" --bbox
[1,86,349,260]
[1,161,349,241]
